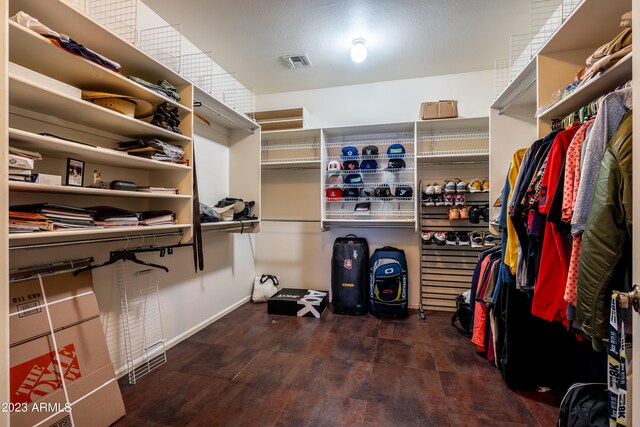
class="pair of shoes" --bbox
[432,231,447,246]
[446,231,470,245]
[467,179,490,193]
[454,194,465,206]
[470,230,497,248]
[468,205,490,224]
[430,195,444,206]
[444,179,468,194]
[150,102,182,134]
[424,183,443,195]
[446,194,468,206]
[448,206,469,220]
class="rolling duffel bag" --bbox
[331,234,369,315]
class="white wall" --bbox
[256,71,494,310]
[257,69,494,128]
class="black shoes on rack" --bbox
[151,102,182,134]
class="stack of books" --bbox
[139,210,176,226]
[10,203,97,230]
[9,211,54,233]
[117,138,185,164]
[8,146,42,182]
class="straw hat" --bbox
[81,91,155,118]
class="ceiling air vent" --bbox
[282,54,312,69]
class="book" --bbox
[8,153,35,170]
[9,168,33,175]
[9,146,42,160]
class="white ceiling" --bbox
[143,0,531,95]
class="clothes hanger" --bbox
[73,249,169,275]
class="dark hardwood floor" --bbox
[113,303,561,427]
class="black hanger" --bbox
[73,249,169,275]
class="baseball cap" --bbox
[343,160,359,170]
[326,188,342,200]
[327,160,342,172]
[375,184,392,198]
[386,158,406,170]
[359,187,375,197]
[387,143,406,158]
[343,188,359,198]
[344,174,364,185]
[327,174,343,186]
[360,160,378,171]
[362,145,379,156]
[394,186,414,198]
[341,146,359,158]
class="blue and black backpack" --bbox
[369,246,408,316]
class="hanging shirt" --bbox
[572,88,632,234]
[561,120,595,222]
[504,148,528,274]
[531,125,581,323]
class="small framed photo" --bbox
[66,158,85,187]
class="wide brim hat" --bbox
[213,201,246,221]
[81,91,155,118]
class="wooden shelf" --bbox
[201,220,260,231]
[417,117,489,132]
[417,150,489,163]
[193,85,258,134]
[491,58,537,112]
[538,53,632,120]
[9,182,191,199]
[9,224,190,243]
[261,160,320,169]
[9,73,191,143]
[9,129,191,172]
[9,0,190,87]
[539,0,632,54]
[8,21,190,115]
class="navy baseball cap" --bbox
[395,186,414,198]
[375,184,392,198]
[386,158,406,170]
[343,188,359,198]
[387,143,406,158]
[344,174,364,185]
[341,146,358,158]
[362,145,379,156]
[360,160,378,171]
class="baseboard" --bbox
[114,295,251,379]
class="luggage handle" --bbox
[344,234,359,238]
[260,274,279,287]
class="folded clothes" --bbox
[127,76,181,102]
[586,27,632,67]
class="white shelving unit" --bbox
[320,122,417,230]
[417,117,490,163]
[261,128,322,169]
[7,0,194,245]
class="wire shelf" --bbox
[326,153,415,161]
[325,168,415,175]
[139,24,181,72]
[324,180,414,189]
[88,0,136,43]
[116,254,166,385]
[326,197,415,202]
[418,132,489,142]
[324,138,414,149]
[180,52,214,93]
[326,209,415,217]
[262,157,320,164]
[418,148,490,158]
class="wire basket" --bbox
[212,72,238,109]
[139,24,182,72]
[180,52,214,93]
[88,0,137,44]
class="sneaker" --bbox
[480,205,490,222]
[424,183,435,195]
[482,179,490,192]
[467,179,483,193]
[454,194,465,206]
[448,207,460,220]
[444,194,455,206]
[459,206,469,220]
[433,183,443,195]
[433,232,447,246]
[445,232,457,245]
[456,179,468,193]
[444,180,456,194]
[484,233,496,246]
[422,196,435,207]
[470,231,484,248]
[457,231,470,246]
[434,195,445,207]
[421,231,433,244]
[468,206,481,224]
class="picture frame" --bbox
[66,158,85,187]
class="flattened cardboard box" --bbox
[268,288,329,318]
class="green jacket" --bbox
[577,110,632,351]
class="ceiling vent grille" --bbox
[282,54,312,69]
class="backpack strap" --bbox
[260,274,279,287]
[451,311,471,338]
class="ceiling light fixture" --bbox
[350,38,367,63]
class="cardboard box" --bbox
[9,271,126,427]
[268,288,329,318]
[8,154,34,170]
[420,100,459,120]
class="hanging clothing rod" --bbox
[10,257,94,281]
[193,99,258,134]
[498,79,536,115]
[9,232,183,251]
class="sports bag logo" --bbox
[344,259,352,269]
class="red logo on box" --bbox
[11,344,81,404]
[344,259,352,269]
